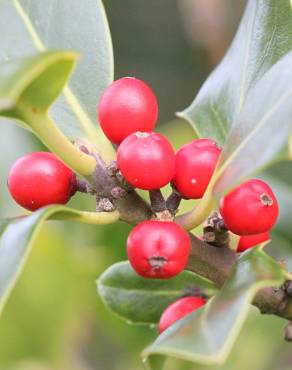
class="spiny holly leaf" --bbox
[178,0,292,144]
[0,205,119,316]
[142,247,285,369]
[213,51,292,195]
[0,0,113,142]
[97,261,216,325]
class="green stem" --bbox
[17,104,97,176]
[175,189,216,230]
[52,208,120,224]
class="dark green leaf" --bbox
[143,247,285,368]
[98,261,216,325]
[0,205,119,315]
[179,0,292,144]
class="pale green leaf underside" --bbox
[0,205,119,316]
[0,0,113,140]
[97,261,216,325]
[0,51,77,112]
[0,51,99,176]
[143,247,284,369]
[214,51,292,195]
[179,0,292,145]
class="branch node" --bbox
[153,210,173,222]
[96,197,116,212]
[203,211,229,248]
[111,186,127,199]
[106,160,119,177]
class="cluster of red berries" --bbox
[98,77,280,332]
[6,76,280,333]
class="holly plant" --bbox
[1,0,292,369]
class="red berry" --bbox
[159,296,206,333]
[220,179,279,235]
[237,231,270,253]
[98,77,158,144]
[8,152,76,211]
[173,139,221,199]
[117,132,175,190]
[127,220,190,279]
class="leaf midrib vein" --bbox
[12,0,98,139]
[238,1,258,112]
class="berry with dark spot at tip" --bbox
[127,220,190,279]
[220,179,279,235]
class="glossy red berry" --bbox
[98,77,158,144]
[220,179,279,236]
[237,231,270,253]
[127,220,190,279]
[159,296,206,333]
[8,152,76,211]
[117,132,175,190]
[173,139,221,199]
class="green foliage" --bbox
[176,0,292,230]
[213,51,292,195]
[179,0,292,145]
[0,205,119,317]
[142,247,285,369]
[98,261,216,324]
[0,52,98,176]
[0,0,113,141]
[0,51,77,115]
[0,0,292,368]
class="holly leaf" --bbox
[213,51,292,195]
[0,51,77,114]
[142,247,285,369]
[97,261,216,325]
[0,205,119,316]
[178,0,292,144]
[0,0,113,141]
[0,51,100,176]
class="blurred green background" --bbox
[1,1,292,369]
